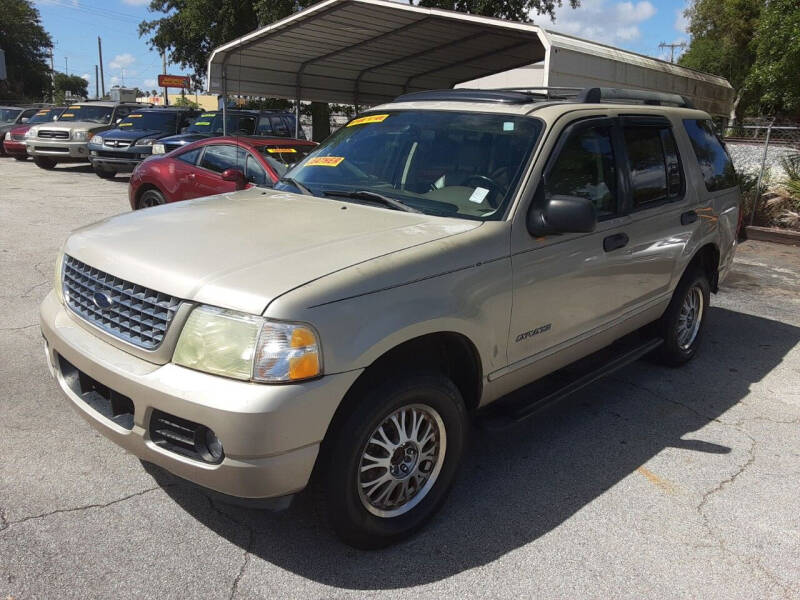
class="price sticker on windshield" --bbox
[194,121,210,126]
[200,113,216,118]
[62,113,74,117]
[36,111,50,116]
[128,114,142,118]
[267,148,297,154]
[347,114,389,127]
[306,156,344,167]
[68,105,81,109]
[119,123,133,127]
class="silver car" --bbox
[40,88,740,548]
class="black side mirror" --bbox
[527,195,597,236]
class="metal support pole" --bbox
[95,65,99,99]
[97,37,105,97]
[750,121,773,226]
[295,93,300,138]
[162,51,169,107]
[221,63,227,136]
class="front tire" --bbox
[13,156,27,161]
[655,268,710,366]
[136,188,166,209]
[33,157,57,170]
[318,373,468,549]
[94,166,117,179]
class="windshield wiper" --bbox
[278,177,313,196]
[323,189,420,213]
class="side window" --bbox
[283,116,296,136]
[546,125,618,218]
[245,154,268,185]
[270,116,289,137]
[256,117,273,136]
[683,119,737,192]
[176,147,202,165]
[235,117,256,135]
[623,126,668,206]
[199,145,239,173]
[114,107,131,122]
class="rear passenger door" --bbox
[614,115,697,304]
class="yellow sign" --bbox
[347,114,389,127]
[36,111,50,116]
[194,121,210,126]
[128,114,142,118]
[267,148,298,154]
[200,113,216,117]
[119,123,132,127]
[69,105,81,109]
[306,156,344,167]
[62,113,74,117]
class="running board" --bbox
[480,336,664,431]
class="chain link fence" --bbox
[722,119,800,226]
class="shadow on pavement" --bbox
[144,307,799,589]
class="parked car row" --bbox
[2,99,313,205]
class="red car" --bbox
[128,136,316,210]
[2,107,65,160]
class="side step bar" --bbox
[481,337,664,431]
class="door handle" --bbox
[603,233,629,252]
[681,210,698,225]
[188,173,195,179]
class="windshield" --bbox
[28,108,63,124]
[187,112,256,135]
[256,145,315,176]
[0,108,22,123]
[58,105,113,124]
[275,110,542,221]
[118,111,177,131]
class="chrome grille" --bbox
[38,130,69,139]
[62,255,181,350]
[104,139,132,148]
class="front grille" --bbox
[38,129,69,139]
[35,146,68,152]
[63,255,181,350]
[93,150,136,159]
[104,139,132,149]
[11,133,25,141]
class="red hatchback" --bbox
[128,136,316,210]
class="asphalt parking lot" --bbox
[1,157,799,599]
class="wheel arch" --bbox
[686,242,721,292]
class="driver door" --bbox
[508,116,633,365]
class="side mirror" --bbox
[20,117,29,123]
[527,195,597,236]
[221,168,247,190]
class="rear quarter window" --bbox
[683,119,737,192]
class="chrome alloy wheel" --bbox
[677,285,704,350]
[357,403,446,518]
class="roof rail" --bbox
[577,87,694,108]
[493,87,583,100]
[393,89,540,105]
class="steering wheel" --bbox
[462,175,507,208]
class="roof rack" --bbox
[577,87,694,108]
[391,86,696,109]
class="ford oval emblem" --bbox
[92,291,114,310]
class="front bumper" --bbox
[3,139,27,156]
[27,139,91,161]
[40,291,361,499]
[89,152,143,173]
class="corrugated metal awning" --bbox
[207,0,547,105]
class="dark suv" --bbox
[152,109,303,155]
[87,107,199,178]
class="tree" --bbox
[53,72,88,103]
[746,0,800,117]
[416,0,579,22]
[0,0,53,102]
[172,95,199,109]
[678,0,761,120]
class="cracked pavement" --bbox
[1,158,799,599]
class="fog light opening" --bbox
[196,426,224,463]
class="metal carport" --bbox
[206,0,734,136]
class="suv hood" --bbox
[37,120,109,132]
[161,132,209,147]
[64,187,481,315]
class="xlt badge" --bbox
[515,324,551,343]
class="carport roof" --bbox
[206,0,548,105]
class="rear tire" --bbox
[33,157,57,170]
[136,188,166,210]
[95,166,117,179]
[317,373,468,549]
[654,268,710,366]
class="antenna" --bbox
[659,41,688,64]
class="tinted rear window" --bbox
[683,119,737,192]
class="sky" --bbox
[32,0,691,95]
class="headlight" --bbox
[90,135,103,144]
[24,129,35,139]
[72,130,91,141]
[173,306,322,383]
[138,138,157,146]
[4,132,10,141]
[152,143,166,154]
[54,251,65,304]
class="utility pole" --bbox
[64,57,68,75]
[659,41,687,64]
[49,46,55,102]
[161,50,169,106]
[95,65,99,99]
[97,37,105,97]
